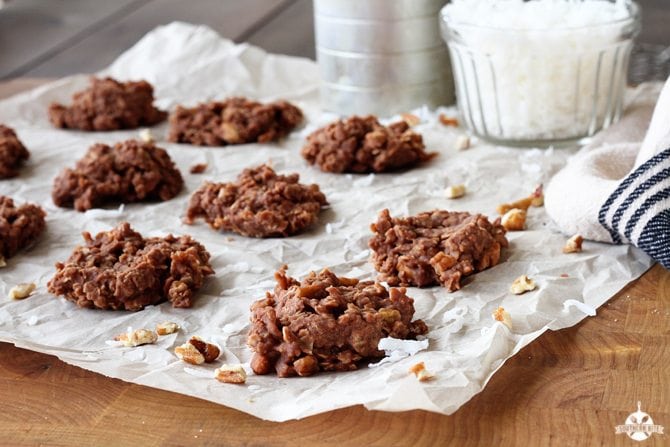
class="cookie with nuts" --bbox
[369,209,508,291]
[0,125,30,179]
[248,267,428,378]
[0,195,46,261]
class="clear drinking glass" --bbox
[440,1,641,147]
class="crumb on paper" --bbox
[563,234,584,253]
[492,306,513,329]
[510,274,536,295]
[497,185,544,214]
[114,328,158,347]
[401,113,421,127]
[409,362,435,382]
[560,273,569,278]
[8,282,36,300]
[215,364,247,384]
[175,336,220,365]
[445,184,466,199]
[439,114,459,127]
[501,208,526,231]
[139,128,154,143]
[0,255,6,268]
[156,321,179,336]
[190,163,208,174]
[454,135,470,151]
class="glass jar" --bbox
[440,0,641,147]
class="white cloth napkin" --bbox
[546,77,670,269]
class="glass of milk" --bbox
[440,0,641,147]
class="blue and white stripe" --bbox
[599,147,670,269]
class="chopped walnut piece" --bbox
[510,275,536,295]
[156,321,179,336]
[501,208,526,231]
[445,184,466,199]
[492,306,513,329]
[175,342,206,365]
[8,282,36,300]
[189,163,207,174]
[454,135,470,151]
[401,113,421,127]
[563,234,584,253]
[115,328,158,347]
[215,365,247,384]
[498,185,544,214]
[439,114,459,127]
[175,336,220,364]
[409,361,435,382]
[139,128,154,143]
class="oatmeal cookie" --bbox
[185,164,327,238]
[52,139,184,211]
[248,267,428,377]
[48,222,214,310]
[168,97,303,146]
[369,209,508,291]
[302,115,433,173]
[0,196,46,259]
[0,125,30,179]
[48,77,167,131]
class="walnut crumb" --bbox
[156,321,179,336]
[409,362,435,382]
[189,163,208,174]
[492,306,513,329]
[438,114,459,127]
[501,208,526,231]
[497,185,544,214]
[115,328,158,347]
[445,184,466,199]
[454,135,470,151]
[8,282,36,300]
[215,364,247,384]
[175,336,220,364]
[563,234,584,253]
[401,113,421,127]
[510,275,536,295]
[139,128,154,143]
[0,255,6,268]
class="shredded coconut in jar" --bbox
[441,0,639,142]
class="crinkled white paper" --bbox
[0,22,657,421]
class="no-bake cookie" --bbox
[185,164,327,238]
[48,222,214,311]
[0,125,30,179]
[52,139,184,211]
[248,267,428,377]
[302,115,433,173]
[369,209,508,291]
[168,97,303,146]
[0,196,46,260]
[48,77,167,131]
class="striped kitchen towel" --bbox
[599,147,670,269]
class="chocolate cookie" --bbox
[248,267,428,377]
[185,164,327,238]
[302,115,433,173]
[48,222,214,311]
[48,77,167,131]
[0,125,30,179]
[168,97,303,146]
[0,196,46,260]
[52,139,184,211]
[369,209,508,291]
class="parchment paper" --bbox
[0,22,658,421]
